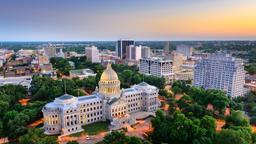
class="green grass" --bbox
[83,121,109,135]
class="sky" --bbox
[0,0,256,41]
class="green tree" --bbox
[50,57,71,75]
[103,131,127,144]
[214,129,250,144]
[19,128,57,144]
[67,141,79,144]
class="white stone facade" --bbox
[139,57,174,83]
[193,53,245,98]
[42,64,159,135]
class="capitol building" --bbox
[42,63,160,135]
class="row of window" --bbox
[80,106,103,113]
[83,116,103,124]
[127,97,142,102]
[81,101,102,107]
[66,120,78,126]
[67,127,79,132]
[112,107,126,112]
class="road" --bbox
[58,117,153,144]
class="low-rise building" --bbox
[69,69,96,79]
[0,75,32,89]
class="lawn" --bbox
[83,121,109,135]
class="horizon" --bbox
[1,0,256,41]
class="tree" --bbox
[67,141,79,144]
[126,136,143,144]
[214,129,250,144]
[50,57,71,75]
[200,115,216,138]
[0,101,9,115]
[224,111,250,128]
[151,111,214,144]
[103,131,127,144]
[19,128,57,144]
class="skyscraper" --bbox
[141,46,151,58]
[126,45,142,61]
[193,53,245,98]
[85,46,100,63]
[164,41,170,55]
[116,39,135,60]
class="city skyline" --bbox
[1,0,256,41]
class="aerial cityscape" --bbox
[0,0,256,144]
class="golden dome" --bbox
[100,63,119,81]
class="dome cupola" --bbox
[99,63,120,98]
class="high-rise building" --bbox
[176,45,193,58]
[164,41,170,55]
[141,46,151,58]
[116,39,135,59]
[193,53,245,98]
[85,46,100,63]
[126,45,142,61]
[139,57,174,83]
[45,44,57,58]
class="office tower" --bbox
[116,39,135,59]
[141,46,151,58]
[126,45,142,61]
[45,44,57,58]
[193,53,245,98]
[164,41,170,55]
[85,46,100,63]
[176,45,193,58]
[139,57,174,83]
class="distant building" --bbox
[164,41,170,55]
[171,51,186,72]
[45,44,57,58]
[126,45,142,61]
[16,49,35,57]
[69,69,96,79]
[193,53,245,98]
[176,45,193,58]
[0,76,32,89]
[116,39,135,60]
[56,48,65,58]
[85,46,100,63]
[38,55,50,65]
[141,46,151,58]
[139,57,174,83]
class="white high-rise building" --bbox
[85,46,100,63]
[193,53,245,98]
[126,45,142,61]
[139,57,174,83]
[141,46,151,58]
[176,45,193,58]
